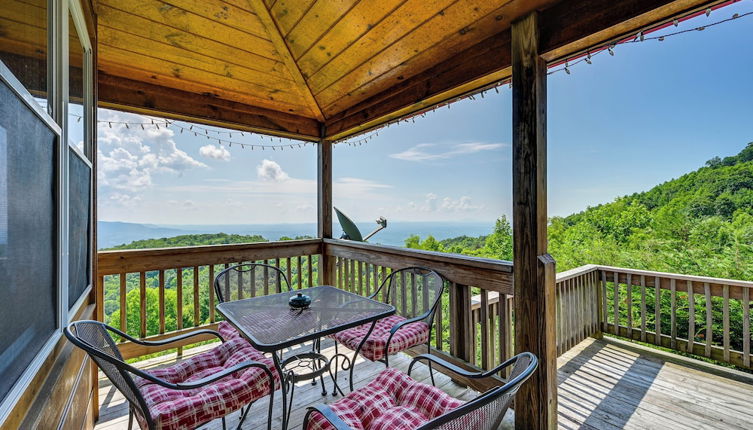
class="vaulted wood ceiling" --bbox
[95,0,723,141]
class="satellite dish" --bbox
[334,207,387,242]
[334,207,363,241]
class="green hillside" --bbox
[105,233,268,250]
[409,142,753,281]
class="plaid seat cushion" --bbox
[332,315,430,361]
[218,321,242,340]
[134,338,279,430]
[306,367,464,430]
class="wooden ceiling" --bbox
[95,0,723,141]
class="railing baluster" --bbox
[208,265,215,323]
[613,271,620,335]
[435,290,443,350]
[139,272,146,338]
[275,258,282,292]
[499,294,512,376]
[600,270,607,332]
[670,278,677,350]
[687,280,695,353]
[480,290,491,370]
[119,273,127,337]
[286,257,292,290]
[296,256,302,289]
[744,287,751,368]
[177,268,183,356]
[400,271,407,315]
[654,276,661,346]
[723,285,730,362]
[626,274,633,340]
[238,264,244,300]
[358,261,364,296]
[159,270,165,334]
[193,266,200,327]
[705,282,712,357]
[263,262,270,295]
[307,255,313,287]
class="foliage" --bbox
[105,233,268,250]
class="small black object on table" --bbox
[216,285,395,430]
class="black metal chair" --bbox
[331,266,445,385]
[64,320,276,430]
[303,352,538,430]
[214,262,292,303]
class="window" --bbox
[0,0,49,113]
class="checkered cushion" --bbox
[332,315,430,361]
[218,321,242,340]
[134,338,279,430]
[306,367,464,430]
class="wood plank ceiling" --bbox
[96,0,723,141]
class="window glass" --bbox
[68,12,86,154]
[0,0,49,112]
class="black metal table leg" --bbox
[272,351,288,430]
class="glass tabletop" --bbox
[216,285,395,351]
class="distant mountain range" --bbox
[97,221,491,249]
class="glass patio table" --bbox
[216,285,395,430]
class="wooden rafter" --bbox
[247,0,325,121]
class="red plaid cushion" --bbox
[306,367,464,430]
[218,321,242,340]
[332,315,430,361]
[134,338,279,430]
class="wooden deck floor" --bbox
[95,337,753,430]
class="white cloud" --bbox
[97,110,206,193]
[256,159,289,182]
[199,144,231,161]
[390,142,506,161]
[413,193,483,213]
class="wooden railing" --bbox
[97,239,321,359]
[323,239,514,379]
[96,239,753,375]
[599,266,753,369]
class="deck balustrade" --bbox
[96,239,753,384]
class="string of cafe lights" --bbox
[77,1,750,151]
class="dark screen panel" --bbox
[68,149,90,309]
[0,78,57,403]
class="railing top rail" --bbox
[323,238,513,273]
[556,264,600,283]
[595,265,753,288]
[97,239,322,275]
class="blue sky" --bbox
[97,3,753,226]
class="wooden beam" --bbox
[511,12,557,430]
[97,72,321,141]
[246,0,324,121]
[324,0,721,141]
[324,30,512,140]
[317,137,335,285]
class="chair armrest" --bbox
[303,405,353,430]
[408,353,521,380]
[107,326,225,346]
[388,312,431,337]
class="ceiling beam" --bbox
[98,72,321,141]
[247,0,325,122]
[324,0,723,141]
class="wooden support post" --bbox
[317,138,335,285]
[512,12,557,430]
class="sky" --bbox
[97,3,753,226]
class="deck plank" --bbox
[95,337,753,429]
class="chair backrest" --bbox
[214,262,292,303]
[379,267,445,320]
[64,320,153,429]
[419,352,538,430]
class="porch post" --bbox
[511,12,557,429]
[317,138,335,285]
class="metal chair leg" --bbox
[222,416,227,430]
[128,409,133,430]
[427,341,436,386]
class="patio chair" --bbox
[214,262,292,340]
[64,320,278,430]
[331,267,445,384]
[303,352,538,430]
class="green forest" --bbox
[104,143,753,362]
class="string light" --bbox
[68,3,749,153]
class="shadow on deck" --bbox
[95,337,753,429]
